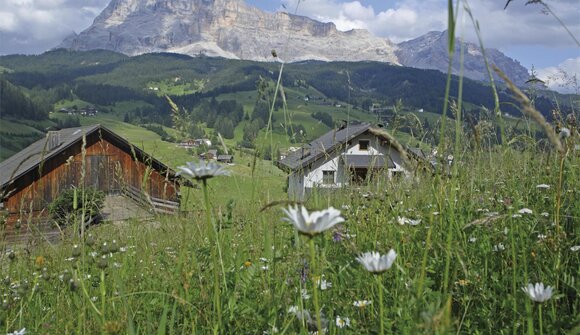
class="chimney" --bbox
[47,131,61,151]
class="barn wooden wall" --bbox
[3,131,178,216]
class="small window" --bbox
[359,140,369,151]
[322,170,335,185]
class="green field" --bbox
[0,119,50,160]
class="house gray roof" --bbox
[275,121,372,172]
[1,124,177,191]
[342,154,395,169]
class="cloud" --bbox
[280,0,579,48]
[0,0,109,54]
[536,57,580,94]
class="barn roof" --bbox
[275,121,372,172]
[0,124,178,191]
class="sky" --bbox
[0,0,578,92]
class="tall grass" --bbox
[1,0,579,334]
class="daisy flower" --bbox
[356,249,397,274]
[335,316,350,328]
[522,283,553,303]
[282,206,344,237]
[176,160,230,180]
[353,300,372,308]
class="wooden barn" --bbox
[0,124,181,223]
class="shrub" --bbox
[48,187,105,225]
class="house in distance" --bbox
[275,121,428,200]
[0,124,181,223]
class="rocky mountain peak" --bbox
[58,0,529,84]
[59,0,399,63]
[396,30,529,85]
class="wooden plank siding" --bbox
[2,128,179,220]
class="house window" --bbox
[359,140,369,151]
[322,170,335,185]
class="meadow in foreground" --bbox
[1,143,578,334]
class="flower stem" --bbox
[202,179,222,331]
[377,274,384,335]
[538,304,544,335]
[100,269,106,334]
[309,238,323,334]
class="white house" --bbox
[275,121,428,200]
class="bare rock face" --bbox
[59,0,399,64]
[396,31,530,85]
[59,0,530,83]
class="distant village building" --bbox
[275,121,428,200]
[217,155,234,164]
[199,149,218,161]
[194,139,212,147]
[0,125,181,224]
[178,138,212,149]
[58,106,98,116]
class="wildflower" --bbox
[493,243,505,252]
[6,328,26,335]
[335,316,350,328]
[176,160,230,180]
[261,265,269,271]
[320,279,331,290]
[518,208,533,215]
[259,257,269,262]
[282,206,344,237]
[301,288,311,300]
[356,249,397,274]
[300,261,309,283]
[541,212,549,217]
[243,260,252,268]
[353,300,372,308]
[397,216,421,225]
[332,230,344,242]
[288,305,299,314]
[315,275,332,290]
[511,214,522,218]
[536,184,550,189]
[34,256,45,268]
[468,237,477,243]
[522,283,553,303]
[570,245,580,252]
[559,127,571,138]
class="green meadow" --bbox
[1,2,580,334]
[1,142,579,334]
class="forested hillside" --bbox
[0,50,576,161]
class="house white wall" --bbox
[288,171,305,200]
[289,131,408,200]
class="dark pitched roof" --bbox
[0,124,178,190]
[342,154,395,169]
[275,121,372,172]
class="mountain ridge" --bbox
[58,0,529,84]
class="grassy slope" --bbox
[0,119,53,161]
